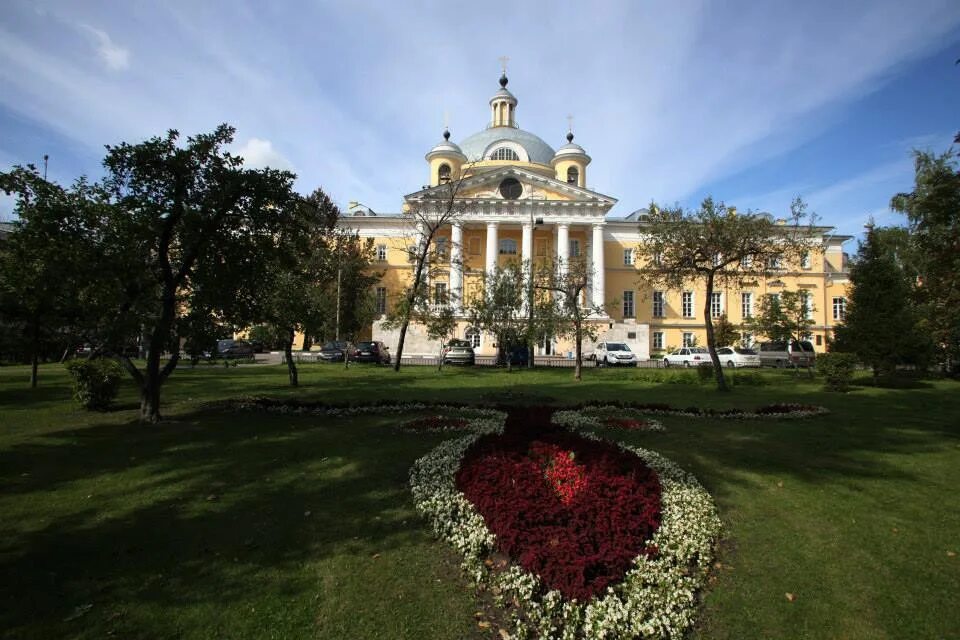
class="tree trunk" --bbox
[573,314,582,381]
[29,324,39,388]
[140,374,162,424]
[284,328,298,387]
[703,273,729,392]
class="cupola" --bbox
[425,128,467,186]
[489,73,518,128]
[551,130,591,188]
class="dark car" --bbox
[496,344,529,367]
[216,339,254,359]
[442,339,475,366]
[350,340,391,364]
[317,341,355,362]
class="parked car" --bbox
[442,339,475,366]
[662,347,710,367]
[316,341,355,362]
[350,340,391,364]
[216,339,254,359]
[249,340,266,354]
[496,345,529,367]
[592,342,638,367]
[715,346,761,368]
[758,340,816,368]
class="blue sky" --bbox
[2,1,959,241]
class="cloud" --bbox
[80,24,130,71]
[234,138,294,171]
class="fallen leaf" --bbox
[948,551,956,558]
[304,510,312,517]
[474,611,484,619]
[776,481,784,488]
[63,604,93,622]
[371,553,380,560]
[478,621,491,630]
[206,494,218,502]
[785,593,797,602]
[499,629,511,640]
[892,528,899,534]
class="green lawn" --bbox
[1,363,958,639]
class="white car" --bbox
[592,342,638,367]
[662,347,710,367]
[714,346,761,368]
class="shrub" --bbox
[64,358,124,410]
[696,362,714,383]
[817,352,858,391]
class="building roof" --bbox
[459,126,556,165]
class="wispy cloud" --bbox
[80,23,129,71]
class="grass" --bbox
[1,362,959,639]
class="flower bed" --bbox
[410,410,722,639]
[554,408,666,433]
[566,401,828,420]
[400,415,470,432]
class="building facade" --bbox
[339,73,851,359]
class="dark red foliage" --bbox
[456,422,662,601]
[754,403,820,415]
[602,417,655,430]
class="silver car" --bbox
[715,346,761,368]
[442,339,475,366]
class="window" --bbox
[740,254,753,269]
[623,291,635,318]
[712,252,723,267]
[569,239,581,258]
[816,334,823,346]
[652,251,663,267]
[682,291,694,318]
[741,292,753,319]
[433,282,447,306]
[435,237,448,258]
[536,239,548,257]
[652,291,665,318]
[682,332,695,347]
[491,147,520,161]
[375,287,387,315]
[767,254,783,269]
[623,248,634,266]
[438,163,451,184]
[741,332,753,347]
[499,238,517,255]
[407,245,417,263]
[833,297,846,321]
[802,291,814,319]
[465,326,481,348]
[376,244,387,262]
[469,237,481,255]
[567,166,579,184]
[801,251,811,269]
[652,331,664,350]
[711,292,723,318]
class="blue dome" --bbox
[459,127,556,165]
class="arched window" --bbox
[438,163,451,184]
[490,147,520,161]
[499,238,517,255]
[566,166,579,184]
[465,327,481,349]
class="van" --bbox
[758,340,816,368]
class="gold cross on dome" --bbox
[567,114,574,133]
[498,55,509,75]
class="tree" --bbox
[388,178,466,371]
[712,314,741,348]
[748,290,815,345]
[890,150,960,373]
[0,167,102,386]
[533,258,602,381]
[638,197,814,391]
[832,226,931,378]
[96,125,298,422]
[465,262,528,371]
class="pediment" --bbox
[404,166,617,208]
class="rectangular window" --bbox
[803,291,814,320]
[833,297,846,321]
[767,254,783,269]
[536,238,548,257]
[682,332,695,347]
[682,291,694,318]
[623,248,634,266]
[652,290,665,318]
[652,331,664,350]
[741,332,753,347]
[375,287,387,315]
[376,244,387,262]
[710,292,723,318]
[652,251,663,267]
[740,254,753,269]
[801,251,811,269]
[741,292,753,319]
[435,237,448,258]
[569,239,581,258]
[622,291,635,318]
[407,245,417,263]
[469,237,481,255]
[433,282,447,306]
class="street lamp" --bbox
[528,214,543,369]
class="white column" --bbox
[521,221,534,314]
[450,222,463,312]
[557,223,569,279]
[592,223,606,312]
[485,222,499,276]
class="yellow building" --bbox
[340,72,851,359]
